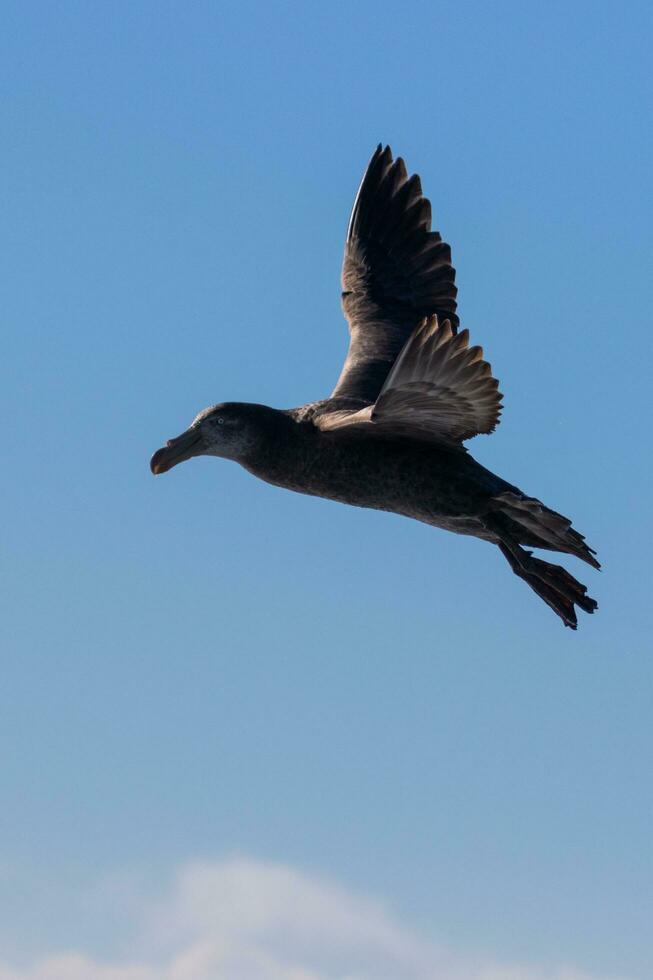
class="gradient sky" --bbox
[2,1,652,978]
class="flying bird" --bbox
[151,145,599,628]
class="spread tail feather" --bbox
[492,492,600,569]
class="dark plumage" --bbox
[151,145,599,628]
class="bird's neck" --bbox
[241,411,319,491]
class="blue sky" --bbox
[1,1,651,977]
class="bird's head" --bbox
[150,402,281,475]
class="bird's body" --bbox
[240,404,501,535]
[151,145,599,628]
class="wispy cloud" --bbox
[0,858,631,980]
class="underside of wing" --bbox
[374,316,502,443]
[332,145,459,405]
[320,316,502,448]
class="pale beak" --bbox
[150,427,204,475]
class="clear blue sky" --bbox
[1,2,651,978]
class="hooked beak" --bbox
[150,427,204,475]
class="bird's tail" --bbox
[492,492,600,568]
[486,492,599,629]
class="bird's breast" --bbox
[246,435,486,521]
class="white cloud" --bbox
[0,857,631,980]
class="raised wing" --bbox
[372,315,502,443]
[332,145,458,405]
[320,316,502,448]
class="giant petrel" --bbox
[151,145,599,628]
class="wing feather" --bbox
[372,316,502,443]
[332,145,458,404]
[319,316,502,448]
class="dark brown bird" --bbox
[151,145,599,628]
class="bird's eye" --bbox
[217,417,225,425]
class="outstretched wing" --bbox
[320,316,502,448]
[332,144,458,405]
[372,316,502,443]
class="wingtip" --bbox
[375,143,392,163]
